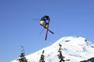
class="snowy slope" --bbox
[11,36,94,62]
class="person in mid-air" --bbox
[40,15,54,40]
[40,16,50,29]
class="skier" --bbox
[40,16,50,29]
[39,15,54,40]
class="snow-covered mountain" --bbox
[11,36,94,62]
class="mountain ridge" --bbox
[11,36,94,62]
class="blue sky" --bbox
[0,0,94,62]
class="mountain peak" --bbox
[52,36,87,46]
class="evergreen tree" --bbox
[18,52,27,62]
[39,50,45,62]
[18,46,28,62]
[58,44,65,62]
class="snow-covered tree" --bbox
[58,44,65,62]
[39,50,45,62]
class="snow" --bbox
[11,36,94,62]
